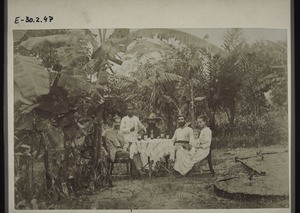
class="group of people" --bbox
[171,115,212,175]
[101,103,212,177]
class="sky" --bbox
[92,28,287,49]
[177,28,287,48]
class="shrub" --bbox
[215,108,288,148]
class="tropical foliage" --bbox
[13,28,288,209]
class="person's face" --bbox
[178,117,185,127]
[197,118,206,128]
[113,119,121,129]
[127,107,134,117]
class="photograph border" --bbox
[5,0,293,212]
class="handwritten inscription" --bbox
[15,16,53,24]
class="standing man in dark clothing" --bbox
[145,113,162,139]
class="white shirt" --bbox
[192,127,212,149]
[171,126,194,144]
[120,115,146,148]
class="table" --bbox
[129,139,176,177]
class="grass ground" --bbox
[52,144,289,210]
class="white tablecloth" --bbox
[129,139,176,168]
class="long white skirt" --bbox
[173,147,210,175]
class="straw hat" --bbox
[144,113,162,122]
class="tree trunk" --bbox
[209,112,216,132]
[26,159,34,200]
[103,29,107,42]
[190,78,195,127]
[41,132,52,190]
[93,115,103,167]
[93,122,100,166]
[44,148,52,190]
[229,101,236,127]
[98,29,103,44]
[206,108,216,132]
[64,139,70,181]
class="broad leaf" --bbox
[36,119,64,149]
[20,30,97,69]
[57,73,93,93]
[57,73,106,101]
[20,34,70,50]
[56,46,76,67]
[13,30,27,43]
[92,36,134,66]
[14,84,34,105]
[15,118,34,131]
[194,97,206,101]
[161,95,175,104]
[20,144,31,149]
[97,71,110,85]
[38,100,69,115]
[20,103,40,114]
[56,42,89,68]
[14,55,50,104]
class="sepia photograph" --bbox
[6,0,292,212]
[12,27,289,210]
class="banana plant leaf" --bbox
[194,96,206,101]
[14,55,50,104]
[97,71,109,85]
[63,123,84,141]
[57,73,93,93]
[92,36,134,66]
[56,113,75,128]
[57,73,106,103]
[15,117,34,131]
[13,30,28,43]
[56,43,88,68]
[38,102,69,115]
[14,84,34,105]
[36,119,64,149]
[21,29,97,52]
[20,34,70,50]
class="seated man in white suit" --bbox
[173,115,212,175]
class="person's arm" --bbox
[200,129,212,149]
[137,117,147,132]
[120,117,131,134]
[118,134,125,148]
[171,129,177,145]
[189,127,195,145]
[193,136,201,148]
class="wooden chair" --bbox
[186,143,215,177]
[201,148,215,176]
[102,136,133,177]
[161,148,215,176]
[194,136,215,176]
[109,156,133,177]
[165,142,215,176]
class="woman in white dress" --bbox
[173,115,212,175]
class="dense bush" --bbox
[213,108,288,149]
